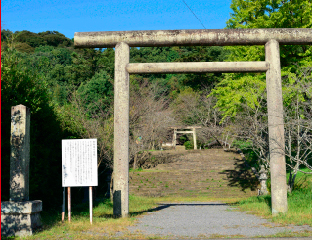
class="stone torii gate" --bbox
[74,28,312,217]
[170,127,201,150]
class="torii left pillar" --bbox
[113,42,130,217]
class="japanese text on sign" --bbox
[62,139,98,187]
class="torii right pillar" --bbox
[265,39,287,214]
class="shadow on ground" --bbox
[129,202,228,217]
[220,157,259,192]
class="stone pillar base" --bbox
[1,200,42,237]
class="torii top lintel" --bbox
[74,28,312,48]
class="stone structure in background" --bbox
[170,127,201,150]
[258,165,269,195]
[1,104,42,237]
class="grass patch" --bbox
[129,167,144,172]
[236,168,312,226]
[257,230,312,238]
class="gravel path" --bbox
[125,202,312,239]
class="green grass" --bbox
[129,167,144,172]
[236,168,312,226]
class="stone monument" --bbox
[1,104,42,237]
[258,165,269,195]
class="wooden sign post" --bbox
[89,187,93,224]
[62,187,65,222]
[62,139,98,224]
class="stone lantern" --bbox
[258,165,269,195]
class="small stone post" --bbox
[265,40,288,214]
[173,128,177,148]
[192,127,197,150]
[258,165,269,195]
[113,42,130,218]
[1,105,42,237]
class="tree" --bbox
[284,67,312,190]
[14,30,46,48]
[1,45,67,206]
[176,46,230,90]
[38,31,73,47]
[170,87,230,148]
[231,66,312,191]
[129,82,177,168]
[1,29,13,42]
[77,70,113,117]
[211,0,312,119]
[57,94,114,170]
[209,0,312,189]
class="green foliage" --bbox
[211,73,267,121]
[176,46,230,90]
[1,47,50,112]
[232,140,260,167]
[288,169,312,191]
[34,45,55,53]
[8,34,116,107]
[1,46,69,207]
[227,0,312,29]
[64,49,106,90]
[232,139,253,150]
[130,46,172,63]
[38,31,73,47]
[15,30,47,48]
[77,70,113,117]
[171,87,200,124]
[212,0,312,119]
[1,29,13,42]
[14,42,35,53]
[184,141,194,150]
[99,48,115,77]
[12,30,73,49]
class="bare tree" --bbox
[284,67,312,190]
[233,67,312,191]
[129,82,177,169]
[170,87,233,148]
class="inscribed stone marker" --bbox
[2,104,42,237]
[10,104,30,201]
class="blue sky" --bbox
[1,0,233,39]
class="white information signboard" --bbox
[62,139,98,187]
